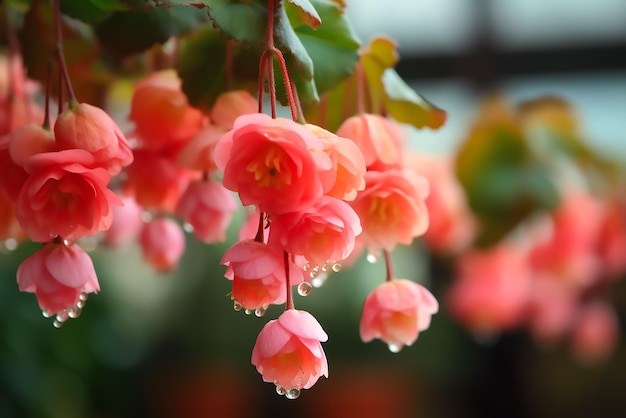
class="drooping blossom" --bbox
[447,244,531,335]
[0,129,29,200]
[124,149,199,213]
[139,217,186,271]
[306,124,366,201]
[221,240,303,312]
[176,180,238,243]
[350,169,429,252]
[54,102,133,174]
[129,69,205,150]
[360,279,438,352]
[210,90,257,130]
[336,113,404,171]
[527,274,577,346]
[570,301,619,365]
[17,241,99,316]
[251,309,328,397]
[214,113,331,216]
[406,153,476,253]
[103,195,144,248]
[177,124,225,172]
[268,196,362,268]
[16,149,121,242]
[8,123,56,167]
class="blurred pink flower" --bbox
[176,180,237,243]
[103,195,144,248]
[251,309,328,396]
[360,279,438,352]
[210,90,257,130]
[570,301,619,365]
[139,217,185,271]
[17,241,99,315]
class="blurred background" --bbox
[2,1,626,417]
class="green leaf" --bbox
[95,5,208,57]
[287,0,321,28]
[203,0,266,43]
[177,27,261,111]
[60,0,128,23]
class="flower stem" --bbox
[383,249,395,282]
[42,61,53,129]
[284,250,295,310]
[53,0,77,104]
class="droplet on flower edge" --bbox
[183,223,194,233]
[254,307,266,317]
[233,300,243,312]
[297,281,312,297]
[47,293,89,328]
[366,252,380,264]
[311,273,328,288]
[285,388,301,399]
[275,386,286,396]
[244,308,253,315]
[2,238,18,253]
[388,343,402,353]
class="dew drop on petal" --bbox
[77,300,86,309]
[276,386,286,396]
[3,239,18,252]
[303,263,311,272]
[79,293,89,302]
[297,282,312,297]
[244,309,252,315]
[322,263,329,272]
[331,263,342,273]
[254,307,266,317]
[183,223,194,233]
[285,388,300,400]
[42,310,53,318]
[141,211,153,223]
[68,308,81,319]
[309,267,319,279]
[233,301,243,312]
[52,319,64,328]
[366,253,379,264]
[388,343,402,353]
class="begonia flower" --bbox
[570,301,619,365]
[268,196,362,268]
[16,149,121,242]
[350,169,429,252]
[17,241,99,316]
[251,309,328,397]
[214,113,331,216]
[103,195,144,248]
[139,217,185,271]
[176,180,237,243]
[8,123,56,167]
[210,90,257,129]
[54,102,133,174]
[360,279,438,352]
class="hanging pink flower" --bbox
[268,196,362,268]
[129,69,205,150]
[103,194,144,248]
[16,149,121,242]
[350,169,429,252]
[176,180,237,243]
[251,309,328,397]
[176,124,225,172]
[360,279,438,352]
[221,240,303,312]
[570,301,619,365]
[210,90,257,130]
[54,102,133,174]
[17,241,99,316]
[139,217,185,271]
[8,123,56,167]
[214,113,331,216]
[336,113,404,171]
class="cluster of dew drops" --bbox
[43,292,89,328]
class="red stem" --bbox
[383,250,395,282]
[53,0,77,104]
[42,61,52,129]
[284,250,294,310]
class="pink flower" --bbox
[129,69,205,150]
[570,301,619,365]
[16,149,121,242]
[139,217,185,271]
[447,244,531,335]
[176,125,225,172]
[360,279,438,352]
[8,123,56,167]
[54,102,133,174]
[17,241,99,316]
[210,90,257,129]
[268,196,362,267]
[214,113,330,215]
[350,169,429,252]
[175,180,237,243]
[103,195,144,248]
[336,113,404,171]
[221,240,303,311]
[251,309,328,396]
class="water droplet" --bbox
[141,211,153,223]
[244,309,252,315]
[42,310,53,318]
[297,282,312,297]
[309,267,319,279]
[183,223,194,233]
[68,308,81,319]
[276,386,286,396]
[3,239,18,252]
[321,263,329,272]
[388,343,402,353]
[332,263,342,273]
[79,293,88,302]
[254,308,266,317]
[366,253,379,263]
[303,263,311,272]
[76,300,86,309]
[233,301,242,312]
[62,239,70,246]
[53,319,64,328]
[285,388,300,399]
